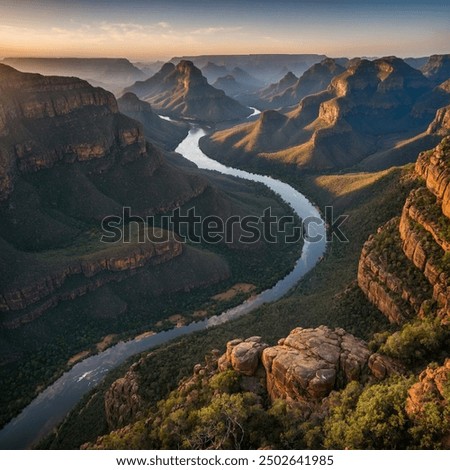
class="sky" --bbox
[0,0,448,60]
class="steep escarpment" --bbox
[359,138,450,323]
[422,54,450,86]
[201,57,449,171]
[124,61,251,122]
[359,102,450,171]
[0,64,213,253]
[358,217,433,323]
[0,229,182,328]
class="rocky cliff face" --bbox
[105,358,147,429]
[427,105,450,136]
[422,54,450,86]
[359,136,450,324]
[125,60,251,122]
[0,64,145,200]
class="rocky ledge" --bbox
[415,138,450,219]
[0,237,182,327]
[359,136,450,324]
[358,218,432,324]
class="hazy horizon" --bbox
[0,0,449,61]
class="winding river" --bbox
[0,110,326,449]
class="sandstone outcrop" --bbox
[261,326,370,401]
[368,353,406,380]
[415,138,450,218]
[105,361,146,429]
[426,104,450,136]
[406,359,450,415]
[217,327,397,403]
[102,326,401,435]
[218,336,268,376]
[406,360,450,448]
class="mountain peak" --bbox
[119,91,141,103]
[177,59,196,70]
[283,71,297,80]
[159,61,176,76]
[176,60,204,78]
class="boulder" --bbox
[261,326,370,402]
[218,336,267,376]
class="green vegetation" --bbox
[0,180,302,430]
[40,134,450,451]
[379,317,450,367]
[324,360,450,450]
[81,364,449,450]
[43,165,416,449]
[323,377,414,449]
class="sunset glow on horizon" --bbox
[0,0,449,60]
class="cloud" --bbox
[157,22,170,28]
[191,26,243,35]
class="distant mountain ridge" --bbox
[1,57,147,95]
[171,54,327,83]
[201,56,450,171]
[255,58,346,109]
